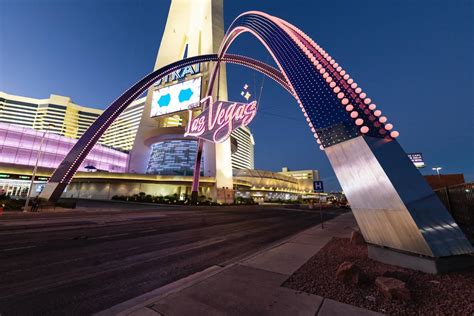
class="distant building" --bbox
[279,167,320,191]
[230,126,255,170]
[0,91,145,152]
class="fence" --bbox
[434,182,473,226]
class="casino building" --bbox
[0,0,318,202]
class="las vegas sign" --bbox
[184,96,257,143]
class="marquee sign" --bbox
[184,96,257,143]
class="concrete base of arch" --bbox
[325,135,473,258]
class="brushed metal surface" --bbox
[325,136,473,257]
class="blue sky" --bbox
[1,0,473,190]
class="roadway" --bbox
[0,201,347,315]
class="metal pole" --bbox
[319,194,324,229]
[24,130,47,212]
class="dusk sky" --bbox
[1,0,473,190]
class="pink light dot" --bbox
[330,59,335,65]
[374,122,381,127]
[324,53,329,58]
[346,104,354,111]
[350,111,358,118]
[337,92,345,99]
[334,63,339,68]
[355,87,362,94]
[323,73,329,78]
[314,133,318,139]
[333,87,341,93]
[340,70,346,76]
[360,92,367,98]
[390,131,399,138]
[330,82,336,88]
[342,98,349,105]
[317,139,321,144]
[355,118,364,126]
[385,123,393,130]
[348,79,354,84]
[311,127,316,133]
[369,104,377,110]
[326,77,333,83]
[360,126,369,133]
[317,64,322,70]
[364,109,370,115]
[369,115,376,121]
[343,74,350,80]
[319,145,325,151]
[351,83,357,89]
[364,98,371,105]
[306,117,311,122]
[379,129,387,135]
[336,66,342,72]
[379,116,387,123]
[320,68,326,74]
[374,110,382,117]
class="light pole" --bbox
[24,124,55,212]
[432,167,442,176]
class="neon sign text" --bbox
[184,96,257,143]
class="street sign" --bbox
[313,181,324,193]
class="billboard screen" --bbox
[150,77,201,118]
[408,153,425,168]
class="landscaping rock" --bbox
[375,276,411,301]
[382,270,410,282]
[336,261,361,285]
[350,230,365,245]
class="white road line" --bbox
[3,245,37,251]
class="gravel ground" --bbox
[283,237,474,315]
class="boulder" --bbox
[375,276,411,301]
[350,230,365,245]
[336,261,361,285]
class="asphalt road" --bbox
[0,201,346,315]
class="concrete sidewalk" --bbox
[98,213,382,316]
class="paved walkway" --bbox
[98,213,382,316]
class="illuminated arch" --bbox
[41,11,472,259]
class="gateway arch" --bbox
[40,10,472,263]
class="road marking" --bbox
[3,245,37,252]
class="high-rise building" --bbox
[0,91,145,152]
[230,126,255,170]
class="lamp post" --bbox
[432,167,442,176]
[24,124,55,212]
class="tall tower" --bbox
[128,0,233,199]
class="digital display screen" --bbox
[408,153,425,168]
[150,77,201,118]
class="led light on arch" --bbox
[333,87,341,93]
[355,87,362,94]
[350,111,358,118]
[360,92,367,98]
[369,104,377,110]
[345,104,354,111]
[326,77,333,83]
[343,74,350,80]
[337,92,344,99]
[364,98,371,105]
[379,116,387,123]
[374,110,382,117]
[341,98,349,105]
[360,126,369,133]
[385,123,393,130]
[348,79,354,84]
[319,145,324,151]
[390,131,399,138]
[317,139,321,144]
[355,118,364,126]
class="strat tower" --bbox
[128,0,233,200]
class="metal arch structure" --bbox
[39,53,291,202]
[189,11,473,259]
[40,11,473,260]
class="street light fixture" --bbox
[432,166,442,176]
[23,124,55,212]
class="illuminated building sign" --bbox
[150,78,202,118]
[155,64,200,86]
[184,96,257,143]
[408,153,425,168]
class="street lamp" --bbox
[432,166,442,176]
[24,124,55,212]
